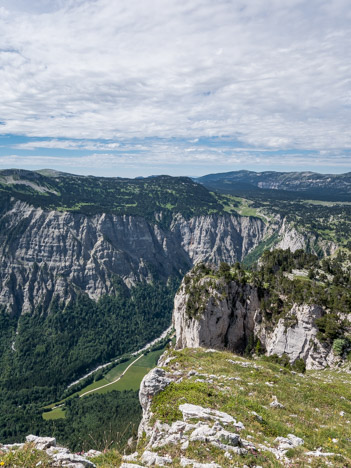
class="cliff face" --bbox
[0,200,267,316]
[173,275,344,370]
[259,304,342,369]
[174,278,260,352]
[274,218,337,257]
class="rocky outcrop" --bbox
[173,275,340,369]
[275,218,338,257]
[174,277,260,352]
[138,367,172,439]
[0,435,99,467]
[0,200,268,316]
[263,304,336,369]
[133,350,335,467]
[136,364,250,467]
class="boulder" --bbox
[141,450,172,466]
[26,434,56,450]
[179,403,244,429]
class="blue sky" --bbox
[0,0,350,177]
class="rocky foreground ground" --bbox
[0,434,100,467]
[129,348,351,467]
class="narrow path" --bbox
[79,353,144,398]
[67,325,172,388]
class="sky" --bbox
[0,0,350,178]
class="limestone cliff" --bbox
[173,271,348,370]
[0,199,267,316]
[173,277,260,353]
[274,218,337,257]
[0,194,339,318]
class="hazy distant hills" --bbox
[195,170,351,201]
[3,168,351,204]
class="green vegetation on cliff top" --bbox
[184,249,351,346]
[0,169,244,227]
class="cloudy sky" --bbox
[0,0,350,177]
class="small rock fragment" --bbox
[270,396,285,409]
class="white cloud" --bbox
[13,139,120,151]
[0,0,350,172]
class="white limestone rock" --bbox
[26,435,56,450]
[122,452,139,462]
[274,434,304,451]
[305,449,336,457]
[141,450,172,466]
[51,452,96,467]
[85,449,102,458]
[120,464,146,468]
[179,403,244,430]
[264,304,333,369]
[180,460,222,468]
[139,368,172,411]
[270,396,285,409]
[173,278,260,352]
[189,423,240,447]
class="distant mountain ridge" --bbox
[0,169,223,225]
[195,169,351,201]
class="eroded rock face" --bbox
[264,304,334,369]
[173,278,260,353]
[172,214,267,265]
[173,276,340,370]
[0,201,268,316]
[139,368,172,413]
[275,218,337,257]
[138,367,173,438]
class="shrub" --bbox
[333,338,348,356]
[292,358,306,374]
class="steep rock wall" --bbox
[0,200,268,315]
[173,275,340,369]
[274,218,337,256]
[174,277,260,352]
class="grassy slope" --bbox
[132,348,351,468]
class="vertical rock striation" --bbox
[0,200,267,316]
[173,274,342,369]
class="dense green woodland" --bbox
[0,170,224,228]
[0,280,178,446]
[1,390,141,453]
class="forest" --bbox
[0,279,178,446]
[0,170,224,228]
